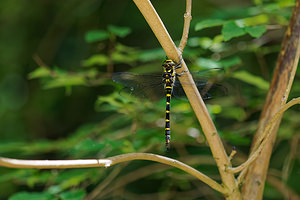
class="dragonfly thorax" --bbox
[162,59,176,71]
[162,59,176,82]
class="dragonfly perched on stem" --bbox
[112,58,225,151]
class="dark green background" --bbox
[0,0,299,199]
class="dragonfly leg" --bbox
[175,56,183,69]
[176,70,188,77]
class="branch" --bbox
[87,155,218,199]
[178,0,192,53]
[227,97,300,174]
[242,1,300,198]
[0,153,226,194]
[132,1,240,198]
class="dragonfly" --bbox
[112,59,224,151]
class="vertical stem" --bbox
[241,1,300,199]
[178,0,192,52]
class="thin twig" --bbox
[228,149,237,163]
[178,0,192,53]
[0,153,227,194]
[228,97,300,174]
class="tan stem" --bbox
[132,0,240,199]
[178,0,192,53]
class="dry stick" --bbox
[132,0,240,199]
[227,98,300,175]
[178,0,192,53]
[241,1,300,199]
[0,153,226,194]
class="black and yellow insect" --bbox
[112,58,224,151]
[162,59,182,151]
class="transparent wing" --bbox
[112,72,165,100]
[173,69,227,100]
[112,72,163,88]
[112,70,226,101]
[173,80,226,100]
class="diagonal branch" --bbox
[132,1,240,199]
[0,153,226,194]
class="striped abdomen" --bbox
[162,59,177,151]
[165,83,173,151]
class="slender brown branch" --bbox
[242,1,300,199]
[132,1,240,199]
[228,98,300,174]
[178,0,192,53]
[228,149,237,163]
[0,153,226,194]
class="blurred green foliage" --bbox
[0,0,299,199]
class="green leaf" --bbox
[222,21,246,41]
[27,171,52,187]
[85,30,109,43]
[196,58,221,69]
[238,14,269,26]
[195,19,225,31]
[138,48,164,61]
[48,185,63,195]
[9,192,54,200]
[232,70,270,90]
[108,25,131,38]
[59,190,86,200]
[104,138,124,148]
[219,57,242,68]
[28,67,51,79]
[43,76,85,89]
[57,170,89,190]
[223,131,251,145]
[221,107,247,121]
[82,54,108,67]
[74,139,105,152]
[279,0,295,7]
[245,25,267,38]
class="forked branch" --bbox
[227,97,300,175]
